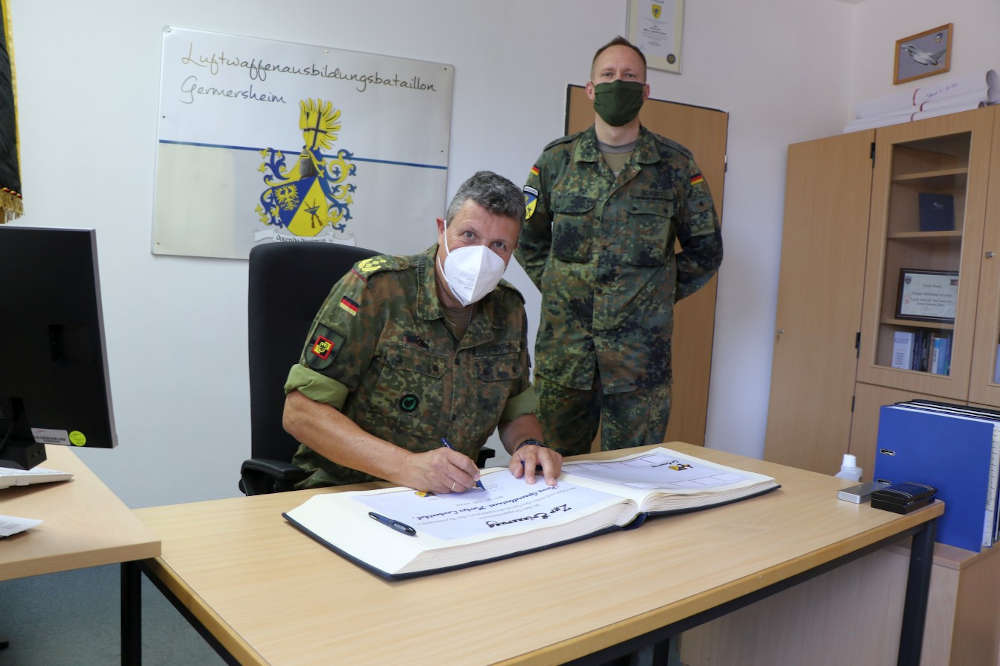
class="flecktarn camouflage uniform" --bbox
[284,245,537,488]
[517,125,722,454]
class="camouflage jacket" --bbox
[284,244,537,488]
[516,125,722,394]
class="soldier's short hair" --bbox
[591,36,647,79]
[445,171,525,227]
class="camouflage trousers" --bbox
[536,374,672,456]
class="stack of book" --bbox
[892,330,951,374]
[875,400,1000,552]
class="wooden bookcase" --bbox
[764,106,1000,665]
[766,106,1000,475]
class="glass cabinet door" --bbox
[858,108,994,400]
[970,107,1000,406]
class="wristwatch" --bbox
[514,438,547,452]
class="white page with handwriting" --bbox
[356,470,623,541]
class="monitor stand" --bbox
[0,441,47,469]
[0,398,48,469]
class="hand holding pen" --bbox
[441,438,486,491]
[402,438,482,494]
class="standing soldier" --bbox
[516,36,723,455]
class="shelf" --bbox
[887,230,962,240]
[893,167,968,182]
[881,317,955,331]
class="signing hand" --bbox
[405,447,481,494]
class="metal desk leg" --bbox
[897,518,937,666]
[122,561,142,666]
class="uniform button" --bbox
[451,414,457,421]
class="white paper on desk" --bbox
[0,515,42,537]
[355,470,621,541]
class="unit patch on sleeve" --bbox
[305,326,345,370]
[523,185,538,220]
[311,336,335,359]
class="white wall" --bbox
[849,0,1000,115]
[8,0,854,507]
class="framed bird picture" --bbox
[894,24,952,85]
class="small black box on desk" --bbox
[871,482,937,514]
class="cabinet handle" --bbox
[776,328,784,338]
[987,251,996,258]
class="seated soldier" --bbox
[283,171,562,492]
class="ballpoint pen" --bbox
[368,511,417,536]
[440,437,486,490]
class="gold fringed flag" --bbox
[0,0,21,222]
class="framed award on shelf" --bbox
[896,269,958,322]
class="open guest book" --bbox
[283,446,779,579]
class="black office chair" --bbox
[240,241,379,495]
[239,241,493,495]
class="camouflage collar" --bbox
[417,244,501,347]
[574,125,661,165]
[416,244,446,321]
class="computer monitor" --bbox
[0,227,117,469]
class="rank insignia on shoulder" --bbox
[355,255,390,275]
[339,296,360,316]
[311,335,336,359]
[523,186,538,220]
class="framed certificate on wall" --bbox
[627,0,685,74]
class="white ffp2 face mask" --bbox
[438,221,507,306]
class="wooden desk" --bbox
[0,446,161,664]
[134,443,941,665]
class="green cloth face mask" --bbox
[592,80,645,126]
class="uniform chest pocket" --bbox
[368,345,447,438]
[474,351,521,383]
[551,193,595,263]
[466,352,521,436]
[624,193,674,266]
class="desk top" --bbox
[135,443,942,666]
[0,446,161,580]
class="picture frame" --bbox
[626,0,684,74]
[894,23,952,85]
[895,268,959,323]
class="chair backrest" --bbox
[247,242,379,463]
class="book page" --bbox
[355,470,627,541]
[563,448,772,506]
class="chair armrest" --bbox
[239,458,308,495]
[477,447,495,468]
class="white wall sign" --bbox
[153,27,455,259]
